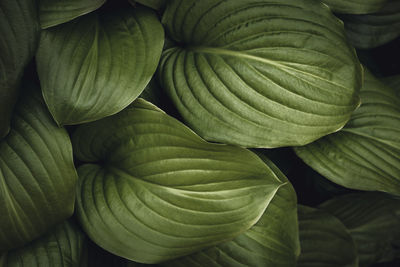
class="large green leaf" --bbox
[340,0,400,49]
[297,205,358,267]
[36,6,164,126]
[159,0,362,148]
[0,221,86,267]
[0,0,39,138]
[161,155,299,267]
[73,98,282,264]
[320,193,400,266]
[319,0,388,14]
[295,71,400,195]
[39,0,106,29]
[0,85,78,251]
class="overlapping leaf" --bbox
[0,221,86,267]
[39,0,106,29]
[340,0,400,49]
[162,155,299,267]
[159,0,362,148]
[73,99,282,264]
[0,0,39,138]
[319,0,387,14]
[0,85,78,251]
[295,71,400,195]
[36,6,164,125]
[320,193,400,266]
[297,205,358,267]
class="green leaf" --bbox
[320,193,400,266]
[295,70,400,195]
[0,84,78,251]
[319,0,388,14]
[38,0,106,29]
[73,98,282,264]
[159,0,362,148]
[36,6,164,126]
[0,0,39,138]
[0,221,86,266]
[162,156,299,267]
[340,0,400,49]
[297,205,358,267]
[129,0,165,10]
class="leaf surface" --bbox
[159,0,362,148]
[0,85,78,251]
[161,156,299,267]
[39,0,106,29]
[36,6,164,125]
[0,221,86,267]
[0,0,39,138]
[320,193,400,266]
[295,71,400,195]
[297,205,358,267]
[73,99,282,264]
[340,0,400,49]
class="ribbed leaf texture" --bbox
[297,205,358,267]
[295,71,400,195]
[341,0,400,49]
[0,0,39,138]
[320,193,400,266]
[38,0,106,29]
[73,99,282,264]
[159,0,362,148]
[0,221,86,267]
[36,6,164,125]
[0,85,78,251]
[161,155,299,267]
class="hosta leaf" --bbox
[0,221,86,267]
[320,193,400,266]
[295,71,400,195]
[319,0,388,15]
[340,0,400,49]
[159,0,362,148]
[297,205,358,267]
[0,85,78,251]
[129,0,165,10]
[38,0,106,29]
[36,6,164,126]
[73,98,282,264]
[162,156,299,267]
[0,0,39,138]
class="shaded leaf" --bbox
[320,193,400,266]
[0,221,86,266]
[39,0,106,29]
[36,6,164,125]
[0,85,78,251]
[340,0,400,49]
[162,156,299,267]
[73,98,282,264]
[295,70,400,195]
[297,205,358,267]
[159,0,362,148]
[0,0,39,138]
